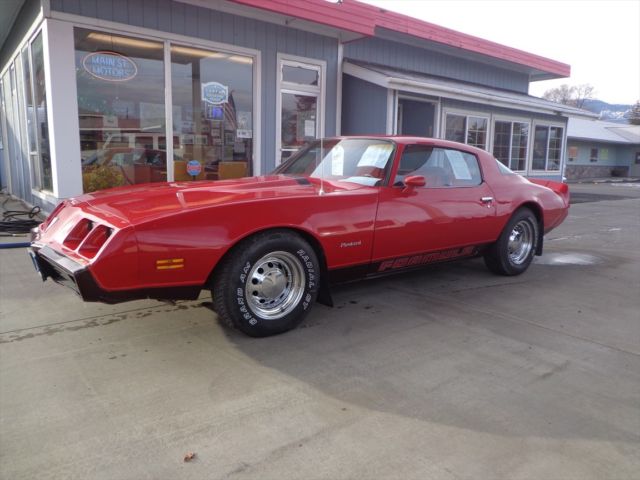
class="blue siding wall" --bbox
[344,37,530,94]
[568,140,638,166]
[50,0,338,173]
[565,140,638,178]
[341,75,387,135]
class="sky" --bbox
[358,0,640,105]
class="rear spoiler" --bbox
[528,178,570,206]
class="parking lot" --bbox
[1,182,639,480]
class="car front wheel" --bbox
[212,230,320,337]
[484,208,539,276]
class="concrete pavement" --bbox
[1,182,639,479]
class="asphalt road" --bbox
[1,183,639,479]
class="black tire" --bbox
[211,230,320,337]
[484,208,539,276]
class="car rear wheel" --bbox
[211,230,320,337]
[484,208,539,276]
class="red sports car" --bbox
[29,137,569,337]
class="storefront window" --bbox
[74,28,166,192]
[171,45,253,181]
[31,32,52,191]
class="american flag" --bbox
[223,91,237,131]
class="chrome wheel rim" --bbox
[508,220,535,265]
[245,251,305,320]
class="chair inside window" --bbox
[218,161,248,180]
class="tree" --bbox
[628,100,640,125]
[542,83,595,109]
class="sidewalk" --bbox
[567,176,640,184]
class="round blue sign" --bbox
[82,51,138,82]
[186,160,202,177]
[201,82,228,105]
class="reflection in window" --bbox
[282,65,318,85]
[74,28,166,192]
[31,32,52,191]
[171,45,253,181]
[281,92,317,157]
[21,48,37,154]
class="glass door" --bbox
[276,57,324,165]
[280,90,318,163]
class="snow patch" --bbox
[535,253,602,266]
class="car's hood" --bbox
[73,175,352,224]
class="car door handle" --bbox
[481,196,494,203]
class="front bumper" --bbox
[29,245,202,304]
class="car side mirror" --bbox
[403,175,426,192]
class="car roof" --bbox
[323,136,489,155]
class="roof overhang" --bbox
[373,27,564,82]
[0,0,27,49]
[226,0,570,80]
[567,136,635,145]
[344,62,596,119]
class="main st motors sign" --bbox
[82,51,138,82]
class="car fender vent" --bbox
[63,219,94,250]
[77,225,113,259]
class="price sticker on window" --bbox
[445,150,472,180]
[358,144,393,168]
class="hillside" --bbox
[581,99,633,123]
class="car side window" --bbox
[396,145,482,187]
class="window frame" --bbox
[590,148,598,163]
[166,40,257,183]
[530,122,565,173]
[491,117,531,173]
[442,109,490,150]
[395,144,484,189]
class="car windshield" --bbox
[274,138,395,187]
